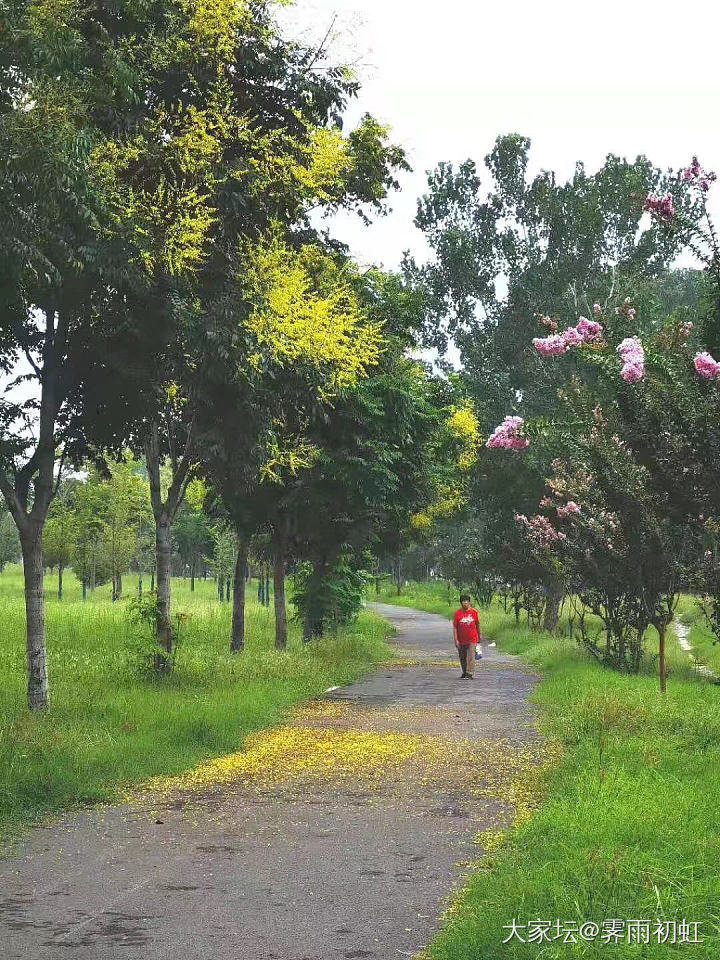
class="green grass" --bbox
[0,565,392,844]
[370,578,460,618]
[381,582,720,959]
[675,594,720,675]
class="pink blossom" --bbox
[515,513,566,547]
[617,336,645,382]
[486,416,529,450]
[576,316,603,341]
[560,326,584,348]
[644,193,674,219]
[533,317,604,359]
[694,351,720,379]
[621,364,644,383]
[593,303,602,314]
[557,501,581,518]
[533,334,568,356]
[681,157,716,191]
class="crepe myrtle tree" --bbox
[0,0,266,706]
[490,156,720,686]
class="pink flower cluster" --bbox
[557,500,581,518]
[694,351,720,379]
[533,316,603,356]
[682,157,716,192]
[515,513,566,547]
[486,416,529,450]
[617,336,645,382]
[644,193,674,219]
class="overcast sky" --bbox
[279,0,720,272]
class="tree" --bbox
[101,456,149,602]
[107,0,409,664]
[174,479,212,592]
[0,0,220,707]
[71,469,110,599]
[43,489,77,600]
[0,510,20,571]
[406,136,703,640]
[284,276,456,636]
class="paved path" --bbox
[0,603,543,960]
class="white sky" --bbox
[279,0,720,271]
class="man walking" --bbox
[453,593,480,679]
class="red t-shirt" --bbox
[453,607,480,644]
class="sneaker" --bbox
[465,674,474,680]
[460,672,468,679]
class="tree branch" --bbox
[0,467,26,531]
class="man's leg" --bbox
[459,644,471,675]
[465,642,476,677]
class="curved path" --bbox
[0,603,543,960]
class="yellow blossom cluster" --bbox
[242,234,382,391]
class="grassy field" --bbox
[0,565,391,843]
[375,581,720,959]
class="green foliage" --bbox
[292,553,368,636]
[126,591,187,675]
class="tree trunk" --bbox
[395,556,402,596]
[658,622,667,694]
[226,578,231,603]
[543,582,563,633]
[190,557,195,593]
[145,417,195,672]
[231,537,248,652]
[20,527,49,710]
[273,535,288,650]
[303,558,329,642]
[58,562,63,601]
[82,579,87,601]
[150,569,155,593]
[138,573,142,596]
[117,572,122,598]
[155,516,173,669]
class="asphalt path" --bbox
[0,602,542,960]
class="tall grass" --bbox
[0,565,391,842]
